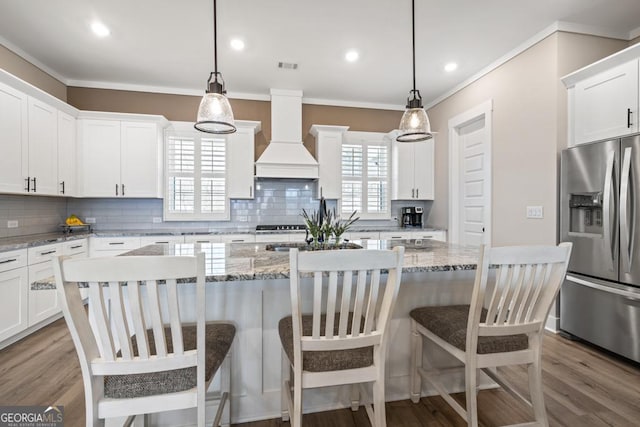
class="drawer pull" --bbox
[108,242,125,245]
[155,241,169,244]
[231,239,244,242]
[0,258,17,265]
[70,245,83,249]
[40,250,57,255]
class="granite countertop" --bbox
[32,239,478,290]
[1,226,447,252]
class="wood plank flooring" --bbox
[1,318,638,426]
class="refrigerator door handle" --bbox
[603,151,615,272]
[620,147,634,273]
[566,275,640,301]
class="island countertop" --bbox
[32,239,479,289]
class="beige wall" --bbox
[0,44,67,101]
[425,32,627,245]
[67,86,402,160]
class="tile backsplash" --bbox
[1,179,431,236]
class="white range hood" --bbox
[255,89,319,179]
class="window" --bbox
[341,134,390,219]
[164,126,229,220]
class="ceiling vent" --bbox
[278,61,298,70]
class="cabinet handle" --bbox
[231,239,244,242]
[70,245,83,249]
[0,258,17,265]
[32,177,37,192]
[40,250,57,255]
[249,185,253,198]
[116,184,119,196]
[628,108,633,128]
[321,186,323,198]
[416,188,419,198]
[108,242,125,245]
[60,181,65,195]
[121,184,125,196]
[25,177,30,192]
[155,241,169,244]
[412,188,415,198]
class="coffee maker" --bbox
[401,207,423,228]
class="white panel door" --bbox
[79,119,121,197]
[315,129,344,199]
[120,121,161,197]
[0,81,28,194]
[57,111,76,196]
[459,118,488,247]
[574,60,639,144]
[392,140,414,200]
[0,267,28,342]
[27,97,58,195]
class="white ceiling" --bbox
[1,0,640,110]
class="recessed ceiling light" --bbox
[444,62,458,72]
[345,50,359,62]
[91,21,110,38]
[230,38,245,51]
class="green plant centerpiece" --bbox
[301,201,359,250]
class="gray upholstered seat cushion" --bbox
[279,314,373,372]
[410,305,528,354]
[104,322,236,399]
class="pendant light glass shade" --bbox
[397,90,432,142]
[195,73,236,134]
[397,0,433,143]
[194,0,236,134]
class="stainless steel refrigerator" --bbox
[560,135,640,363]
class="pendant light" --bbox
[397,0,432,142]
[194,0,236,134]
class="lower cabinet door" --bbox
[0,267,29,342]
[28,262,60,326]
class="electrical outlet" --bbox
[152,217,162,223]
[84,217,96,224]
[7,220,18,228]
[526,206,543,219]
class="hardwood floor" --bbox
[1,318,638,426]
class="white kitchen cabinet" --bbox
[57,111,76,196]
[62,239,89,258]
[0,81,28,194]
[89,236,142,257]
[379,231,413,240]
[412,230,447,242]
[78,113,167,198]
[227,121,261,199]
[139,235,185,246]
[573,60,639,144]
[27,243,62,326]
[392,138,434,200]
[0,249,28,343]
[343,231,380,241]
[27,97,58,195]
[310,125,349,199]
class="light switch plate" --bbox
[7,220,18,228]
[85,217,96,224]
[152,217,162,223]
[526,206,543,219]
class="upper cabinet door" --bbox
[227,126,256,199]
[78,119,121,197]
[392,140,414,200]
[120,121,160,198]
[574,60,639,144]
[312,125,348,200]
[0,81,28,194]
[57,111,76,196]
[28,97,58,195]
[413,139,434,200]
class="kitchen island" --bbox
[39,239,482,425]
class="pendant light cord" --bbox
[213,0,218,75]
[411,0,416,92]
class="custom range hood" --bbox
[255,89,319,179]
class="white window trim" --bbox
[164,122,230,221]
[341,131,391,220]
